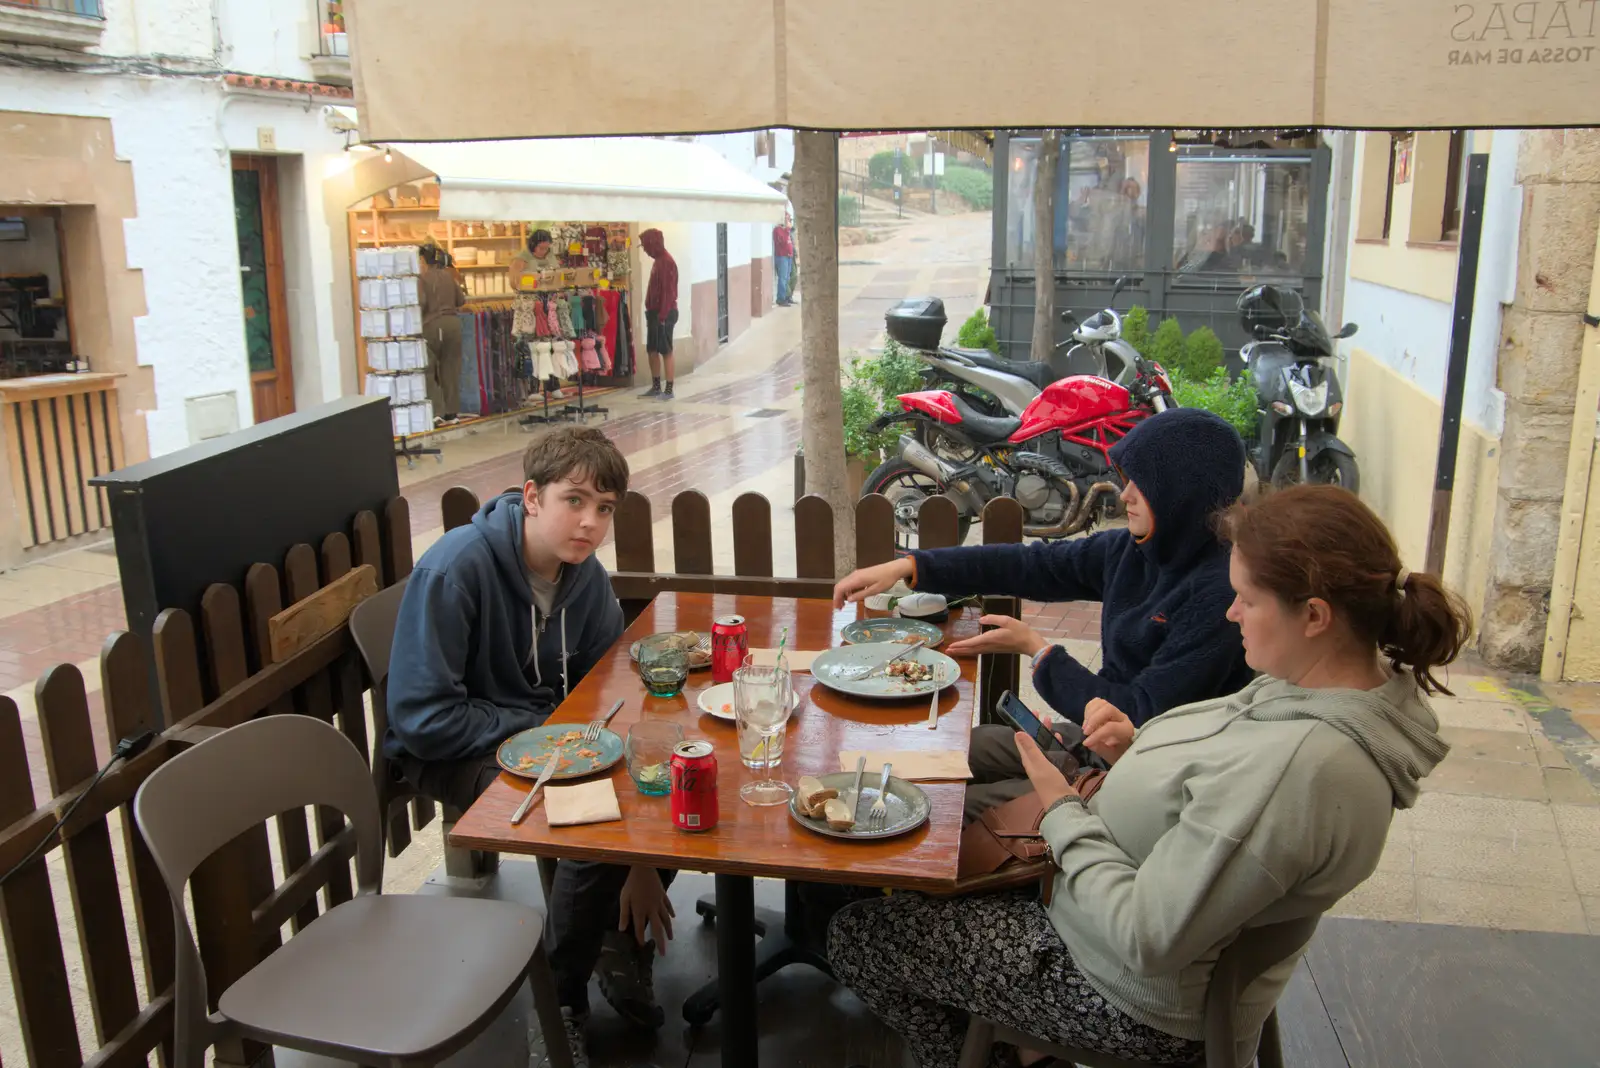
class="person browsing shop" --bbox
[511,228,562,288]
[833,407,1254,821]
[383,426,674,1068]
[638,228,678,400]
[418,243,466,426]
[828,484,1466,1068]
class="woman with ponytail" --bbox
[829,484,1470,1068]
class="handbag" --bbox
[956,768,1108,881]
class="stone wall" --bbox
[1481,131,1600,670]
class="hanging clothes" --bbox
[513,292,540,337]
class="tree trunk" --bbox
[792,130,855,576]
[1031,131,1061,364]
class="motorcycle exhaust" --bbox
[1022,480,1120,538]
[897,435,986,513]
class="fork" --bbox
[867,763,893,830]
[585,698,625,742]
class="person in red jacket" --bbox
[773,215,796,306]
[638,228,678,400]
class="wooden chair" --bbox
[956,915,1322,1068]
[133,714,571,1068]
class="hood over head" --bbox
[1108,407,1245,569]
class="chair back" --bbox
[133,715,385,1067]
[1203,913,1321,1067]
[349,574,409,696]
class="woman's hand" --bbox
[945,615,1051,659]
[618,866,675,954]
[1082,698,1136,765]
[1016,731,1077,812]
[832,558,915,609]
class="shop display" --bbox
[357,244,434,436]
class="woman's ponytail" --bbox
[1379,570,1473,694]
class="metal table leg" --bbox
[714,873,759,1067]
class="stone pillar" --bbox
[1481,131,1600,670]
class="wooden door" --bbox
[231,154,295,422]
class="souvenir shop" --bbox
[349,180,637,437]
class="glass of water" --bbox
[638,633,690,698]
[733,662,794,806]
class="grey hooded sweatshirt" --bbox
[1040,671,1449,1061]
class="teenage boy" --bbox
[384,425,673,1067]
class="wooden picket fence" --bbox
[0,486,1026,1067]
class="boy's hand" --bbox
[832,558,915,609]
[1082,699,1135,765]
[619,866,674,954]
[946,615,1051,658]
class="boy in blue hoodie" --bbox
[834,407,1254,820]
[385,425,670,1066]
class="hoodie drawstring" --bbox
[560,609,571,698]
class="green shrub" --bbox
[938,165,993,210]
[838,193,862,227]
[1149,317,1185,372]
[840,342,928,461]
[1170,367,1258,437]
[955,308,1000,353]
[868,150,899,187]
[1121,305,1152,359]
[1178,325,1226,381]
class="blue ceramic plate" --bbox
[839,618,945,647]
[810,643,960,701]
[497,724,624,781]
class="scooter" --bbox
[864,324,1174,548]
[1237,285,1361,491]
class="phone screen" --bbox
[996,690,1066,752]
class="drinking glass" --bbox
[626,721,683,796]
[638,634,689,698]
[734,663,794,806]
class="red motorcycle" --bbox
[864,352,1174,547]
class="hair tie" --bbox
[1395,567,1412,596]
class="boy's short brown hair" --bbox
[522,425,629,497]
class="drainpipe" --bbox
[1540,217,1600,682]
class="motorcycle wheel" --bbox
[861,459,974,553]
[1271,449,1361,494]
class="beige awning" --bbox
[390,139,788,223]
[349,0,1600,138]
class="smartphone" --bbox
[994,690,1067,753]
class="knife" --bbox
[511,749,562,826]
[853,638,927,679]
[846,754,868,824]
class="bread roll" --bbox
[798,776,837,809]
[823,798,855,830]
[794,792,817,818]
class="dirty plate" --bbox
[788,771,930,840]
[629,631,712,670]
[696,682,803,722]
[497,723,623,781]
[809,643,959,701]
[840,618,945,647]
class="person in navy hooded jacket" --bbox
[834,407,1254,820]
[384,425,670,1067]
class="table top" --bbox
[451,591,983,891]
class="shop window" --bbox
[1355,132,1395,241]
[1003,135,1148,273]
[1170,151,1312,282]
[317,0,347,55]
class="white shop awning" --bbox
[391,138,788,225]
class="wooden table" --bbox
[452,591,984,1067]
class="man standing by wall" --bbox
[639,228,679,400]
[773,214,796,306]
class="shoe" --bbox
[596,931,665,1029]
[548,1007,589,1068]
[640,383,662,398]
[658,387,674,401]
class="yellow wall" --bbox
[1347,132,1464,305]
[1341,347,1498,625]
[1562,441,1600,679]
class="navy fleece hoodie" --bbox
[910,407,1252,727]
[383,491,624,763]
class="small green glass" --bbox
[627,721,684,796]
[638,633,690,697]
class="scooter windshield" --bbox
[1290,311,1336,359]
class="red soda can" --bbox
[710,614,748,684]
[670,740,719,832]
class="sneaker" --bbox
[658,387,674,401]
[640,383,662,398]
[548,1008,589,1068]
[596,931,664,1029]
[548,388,566,401]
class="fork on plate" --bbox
[584,698,625,742]
[866,762,893,830]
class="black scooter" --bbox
[1242,311,1361,491]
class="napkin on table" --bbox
[748,648,819,672]
[544,779,623,826]
[839,750,973,782]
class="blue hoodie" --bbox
[383,491,624,763]
[910,407,1253,727]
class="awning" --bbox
[349,0,1600,137]
[391,139,788,224]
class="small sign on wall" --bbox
[257,127,277,151]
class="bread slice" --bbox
[797,776,838,810]
[822,797,855,831]
[794,791,817,818]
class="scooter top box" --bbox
[886,296,948,350]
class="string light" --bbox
[384,148,392,163]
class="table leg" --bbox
[714,873,759,1068]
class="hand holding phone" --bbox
[995,690,1068,753]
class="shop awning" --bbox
[391,139,788,224]
[349,0,1600,137]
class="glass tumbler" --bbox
[626,721,683,796]
[733,662,794,806]
[638,633,690,698]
